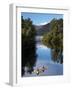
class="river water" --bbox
[24,42,63,77]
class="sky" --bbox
[21,12,63,25]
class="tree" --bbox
[21,16,37,76]
[42,18,63,63]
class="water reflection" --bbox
[23,44,63,76]
[51,49,63,64]
[36,43,63,64]
[36,44,51,62]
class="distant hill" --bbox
[34,23,50,36]
[34,18,63,36]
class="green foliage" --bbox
[21,16,37,76]
[42,18,63,63]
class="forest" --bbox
[42,19,63,63]
[21,16,37,76]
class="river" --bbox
[24,36,63,77]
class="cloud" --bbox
[36,44,48,50]
[35,21,48,26]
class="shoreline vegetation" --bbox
[21,16,63,77]
[42,19,63,64]
[21,17,37,76]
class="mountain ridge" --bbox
[34,23,50,36]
